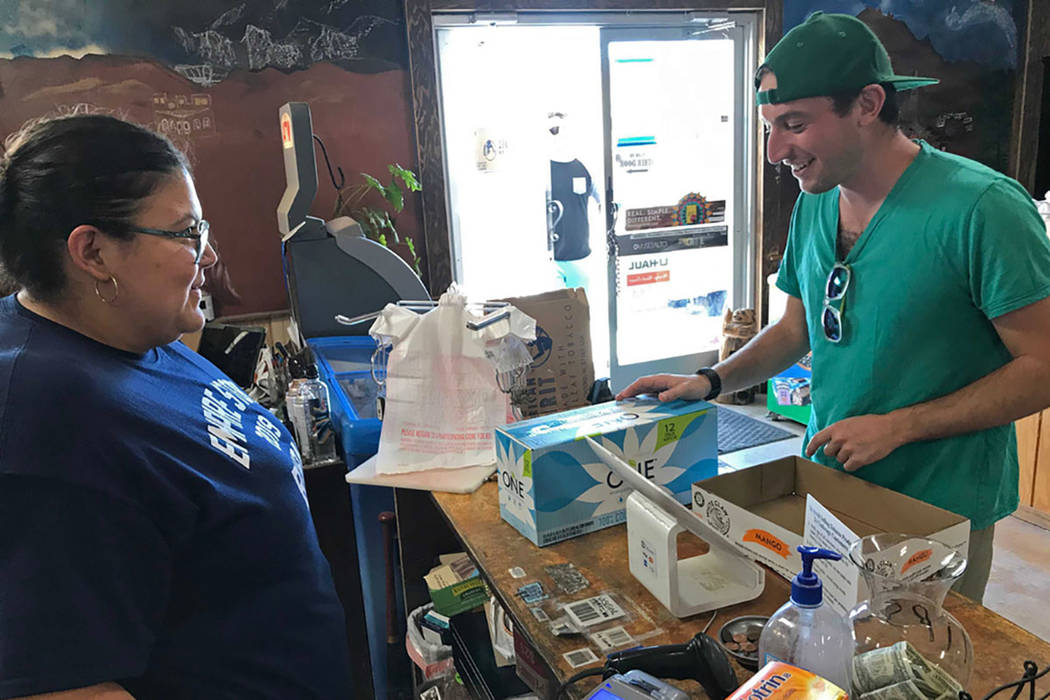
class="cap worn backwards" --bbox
[756,11,938,106]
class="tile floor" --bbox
[985,515,1050,642]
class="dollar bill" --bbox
[854,642,963,698]
[902,641,962,697]
[860,680,930,700]
[854,644,913,694]
[921,655,963,695]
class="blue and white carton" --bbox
[495,398,718,547]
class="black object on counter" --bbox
[588,378,614,405]
[604,632,737,700]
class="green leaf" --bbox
[405,237,422,277]
[361,173,384,194]
[357,207,384,241]
[384,182,404,214]
[382,212,398,243]
[369,209,386,233]
[357,216,375,239]
[390,163,421,192]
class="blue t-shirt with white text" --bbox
[0,295,351,698]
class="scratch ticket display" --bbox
[563,594,626,628]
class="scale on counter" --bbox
[587,438,764,617]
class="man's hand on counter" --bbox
[615,373,712,402]
[805,413,905,472]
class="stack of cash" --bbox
[854,642,964,700]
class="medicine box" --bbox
[425,553,488,617]
[496,398,717,547]
[727,662,846,700]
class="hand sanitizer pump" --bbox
[758,546,854,690]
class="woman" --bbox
[0,115,351,698]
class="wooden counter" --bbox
[429,481,1050,699]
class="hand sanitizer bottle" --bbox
[758,546,853,692]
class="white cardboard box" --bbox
[691,456,970,615]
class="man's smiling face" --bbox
[758,71,865,194]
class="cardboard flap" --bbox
[714,458,967,537]
[498,288,594,418]
[792,459,965,535]
[698,456,797,506]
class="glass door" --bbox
[435,25,565,300]
[434,22,611,373]
[601,18,754,391]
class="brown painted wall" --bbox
[0,55,421,317]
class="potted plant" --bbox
[333,163,423,277]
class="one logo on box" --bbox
[706,500,731,535]
[528,326,553,368]
[693,491,705,509]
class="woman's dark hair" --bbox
[0,114,190,301]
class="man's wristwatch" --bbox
[695,367,722,401]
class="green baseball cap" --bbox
[756,11,938,105]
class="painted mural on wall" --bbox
[786,0,1025,175]
[0,1,421,316]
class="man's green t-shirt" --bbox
[776,140,1050,529]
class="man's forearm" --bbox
[891,355,1050,445]
[712,317,809,395]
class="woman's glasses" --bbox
[131,220,211,264]
[822,262,851,343]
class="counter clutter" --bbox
[294,290,1048,699]
[396,396,1050,700]
[421,478,1050,700]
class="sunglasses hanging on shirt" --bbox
[822,262,851,343]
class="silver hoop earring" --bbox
[94,276,119,304]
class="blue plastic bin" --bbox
[308,337,402,700]
[309,336,382,462]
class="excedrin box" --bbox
[495,398,717,547]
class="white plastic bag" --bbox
[370,285,535,474]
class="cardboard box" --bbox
[497,398,718,547]
[499,288,594,418]
[728,662,846,700]
[691,456,970,616]
[424,553,488,616]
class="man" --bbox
[618,12,1050,602]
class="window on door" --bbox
[434,12,756,390]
